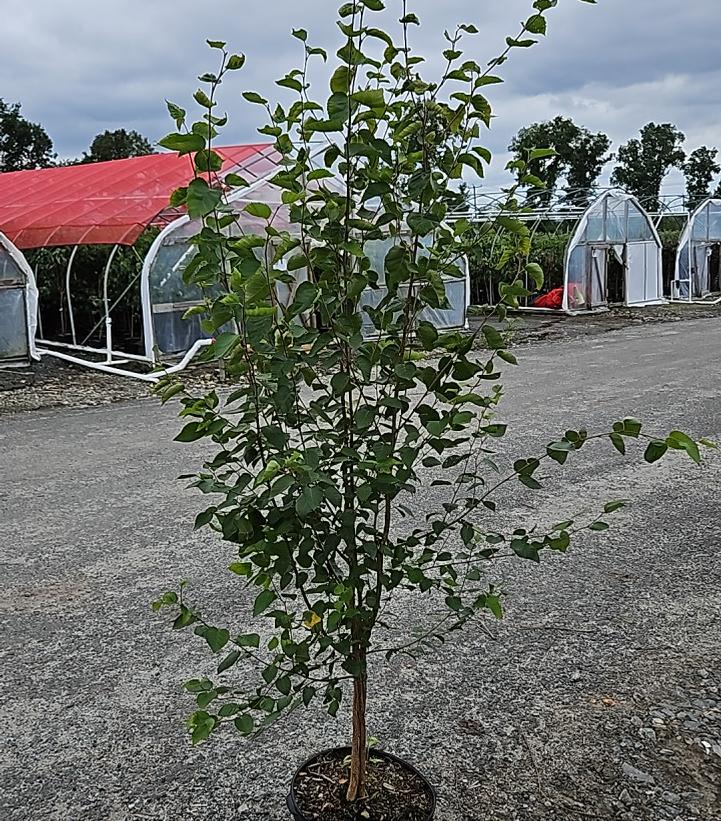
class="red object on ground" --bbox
[532,287,564,309]
[0,144,279,249]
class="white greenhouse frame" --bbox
[561,190,665,313]
[141,169,470,362]
[0,230,39,365]
[672,198,721,303]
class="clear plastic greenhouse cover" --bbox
[142,174,469,359]
[563,190,663,312]
[673,198,721,299]
[0,231,38,364]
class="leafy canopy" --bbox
[82,128,155,163]
[509,116,611,206]
[0,98,54,172]
[151,1,707,803]
[611,122,686,212]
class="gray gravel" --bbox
[1,317,720,820]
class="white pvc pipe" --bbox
[151,338,213,378]
[36,338,153,363]
[103,245,120,363]
[37,337,213,384]
[38,348,158,382]
[65,246,79,345]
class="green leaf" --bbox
[416,321,438,350]
[482,325,505,350]
[589,521,609,531]
[204,627,230,653]
[666,431,701,464]
[394,362,417,381]
[289,280,317,315]
[525,14,547,35]
[296,485,324,517]
[193,88,214,109]
[603,500,627,514]
[234,714,254,735]
[218,650,241,673]
[158,132,205,155]
[253,589,276,616]
[175,421,204,443]
[189,711,215,744]
[352,89,385,108]
[609,433,626,455]
[227,54,246,70]
[236,633,261,648]
[229,561,252,576]
[511,538,540,562]
[330,66,351,94]
[166,101,186,125]
[194,508,215,529]
[497,350,518,365]
[262,664,277,684]
[186,178,222,219]
[354,406,377,429]
[244,202,272,219]
[622,417,642,438]
[243,91,268,105]
[644,440,668,464]
[526,262,544,289]
[331,372,351,396]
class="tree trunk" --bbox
[346,649,368,802]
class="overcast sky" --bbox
[2,0,720,192]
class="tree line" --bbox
[509,116,720,212]
[0,97,154,169]
[3,96,719,215]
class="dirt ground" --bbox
[2,303,720,417]
[1,317,720,820]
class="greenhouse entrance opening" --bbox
[0,231,38,367]
[673,198,721,302]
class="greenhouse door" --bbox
[588,247,607,309]
[692,245,711,296]
[626,241,660,305]
[0,283,29,363]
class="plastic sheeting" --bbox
[674,198,721,299]
[361,236,469,336]
[0,230,38,362]
[142,172,469,358]
[0,145,279,249]
[562,191,664,312]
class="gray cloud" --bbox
[1,0,720,191]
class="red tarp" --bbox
[0,144,278,249]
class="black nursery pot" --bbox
[287,746,436,821]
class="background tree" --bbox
[82,128,154,162]
[509,116,611,206]
[611,122,686,212]
[563,129,613,205]
[0,98,54,171]
[683,146,720,209]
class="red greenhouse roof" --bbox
[0,144,279,249]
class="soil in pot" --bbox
[290,748,435,821]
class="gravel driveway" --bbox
[1,318,720,821]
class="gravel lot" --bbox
[1,317,720,821]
